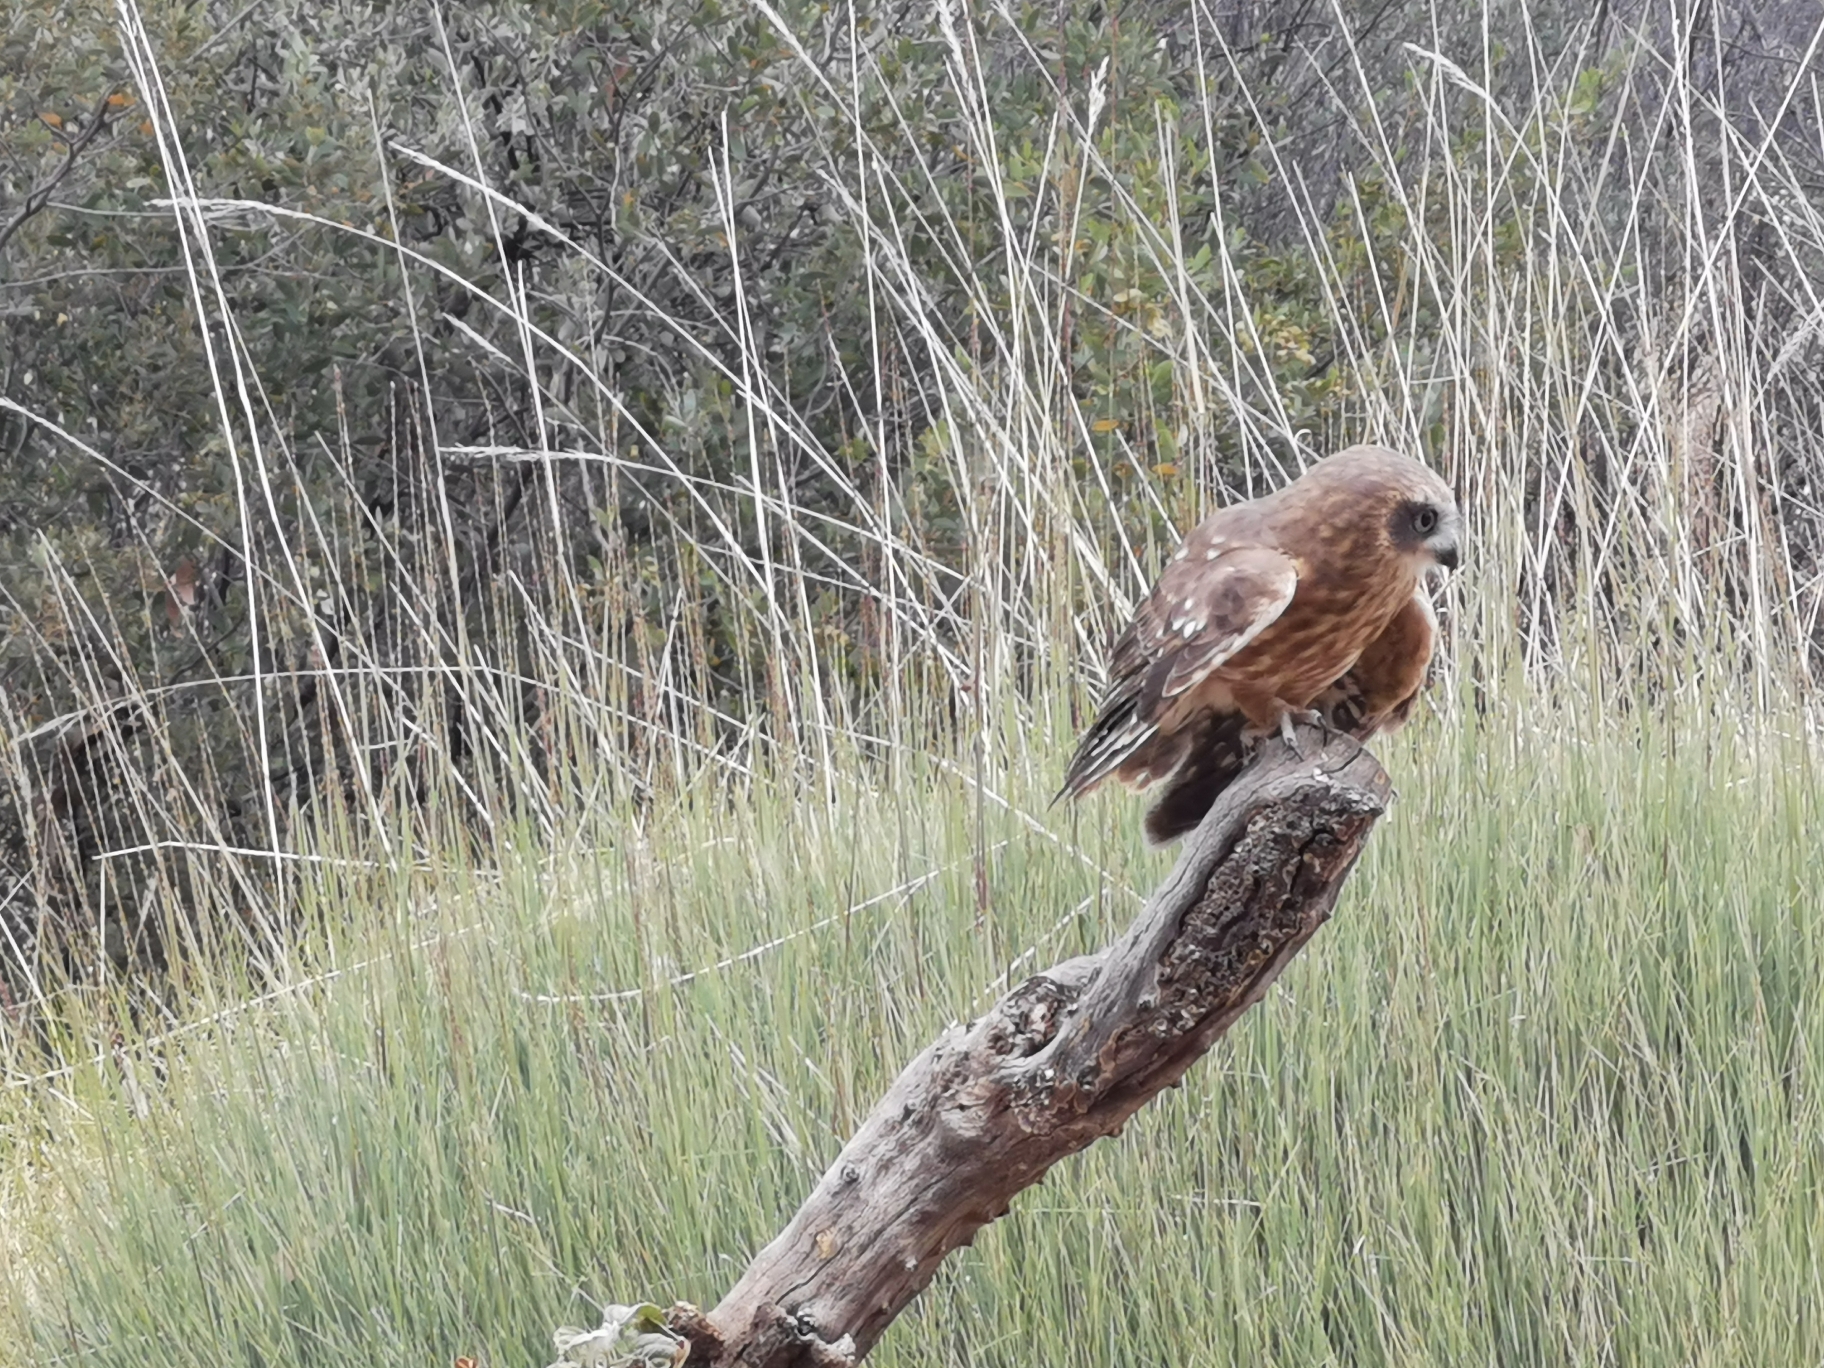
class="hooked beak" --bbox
[1433,542,1460,572]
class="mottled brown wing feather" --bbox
[1056,543,1297,801]
[1153,547,1300,701]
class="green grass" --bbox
[3,692,1820,1368]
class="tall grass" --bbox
[3,698,1821,1366]
[4,0,1824,1363]
[11,0,1815,983]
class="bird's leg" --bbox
[1276,710,1299,752]
[1276,706,1329,759]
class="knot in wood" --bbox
[1153,787,1380,1029]
[986,970,1085,1059]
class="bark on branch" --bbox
[671,727,1391,1368]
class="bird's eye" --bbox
[1414,507,1438,534]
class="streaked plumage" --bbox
[1058,444,1460,843]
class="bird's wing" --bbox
[1142,544,1300,703]
[1316,584,1436,737]
[1057,540,1297,800]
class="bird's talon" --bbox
[1277,708,1337,759]
[1300,708,1339,744]
[1277,710,1312,759]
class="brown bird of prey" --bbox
[1057,444,1460,844]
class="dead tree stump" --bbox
[670,727,1391,1367]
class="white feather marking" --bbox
[1078,715,1158,784]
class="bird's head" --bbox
[1293,444,1463,580]
[1389,488,1462,578]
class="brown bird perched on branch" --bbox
[1057,444,1461,844]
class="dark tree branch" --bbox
[668,725,1391,1367]
[0,88,124,260]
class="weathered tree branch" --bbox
[672,727,1391,1368]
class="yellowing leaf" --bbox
[40,111,62,129]
[1091,418,1120,433]
[107,91,134,107]
[1152,462,1179,477]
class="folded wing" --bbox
[1056,542,1297,802]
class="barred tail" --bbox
[1053,693,1156,804]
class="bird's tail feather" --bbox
[1054,694,1157,804]
[1141,713,1253,844]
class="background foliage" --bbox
[4,1,1824,1364]
[0,0,1822,1214]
